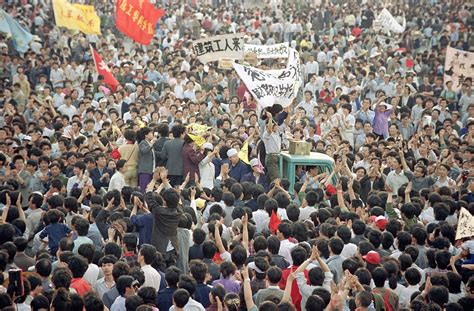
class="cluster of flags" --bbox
[51,0,165,90]
[0,0,166,90]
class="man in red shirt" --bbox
[69,254,92,296]
[278,246,310,311]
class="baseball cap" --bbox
[375,216,388,230]
[362,251,380,265]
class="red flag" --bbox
[269,210,281,234]
[90,46,119,91]
[116,0,164,45]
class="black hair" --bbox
[290,246,308,266]
[165,266,181,288]
[35,258,52,278]
[78,244,95,264]
[68,255,88,278]
[189,260,208,283]
[139,244,157,265]
[371,267,387,288]
[116,275,135,296]
[173,289,190,308]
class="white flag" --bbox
[374,8,405,33]
[234,48,303,109]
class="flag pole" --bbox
[90,44,100,75]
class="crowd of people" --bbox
[0,0,473,310]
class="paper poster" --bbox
[218,58,234,70]
[455,207,474,240]
[374,8,405,33]
[192,33,245,63]
[444,47,474,91]
[233,48,303,109]
[244,42,289,59]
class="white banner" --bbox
[233,48,303,109]
[192,33,245,63]
[243,0,267,9]
[374,8,405,34]
[244,43,289,59]
[444,47,474,91]
[455,207,474,240]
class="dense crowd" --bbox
[0,0,473,311]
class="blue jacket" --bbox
[241,172,269,191]
[229,160,250,182]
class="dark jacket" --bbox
[90,167,114,191]
[161,138,185,176]
[181,143,206,181]
[153,136,169,167]
[241,172,269,191]
[149,196,182,254]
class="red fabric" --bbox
[212,252,223,265]
[111,148,121,160]
[71,278,92,297]
[116,0,164,45]
[351,27,362,37]
[325,184,337,196]
[269,210,281,234]
[406,58,414,68]
[279,266,310,311]
[90,47,119,91]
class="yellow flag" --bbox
[52,0,101,35]
[188,133,206,148]
[239,141,250,164]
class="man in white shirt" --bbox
[109,160,127,192]
[296,91,317,116]
[304,55,319,81]
[57,95,77,119]
[399,268,422,309]
[110,276,137,311]
[49,62,65,88]
[139,244,161,291]
[277,222,296,265]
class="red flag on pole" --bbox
[90,45,119,91]
[116,0,164,45]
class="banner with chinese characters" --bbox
[244,43,289,59]
[116,0,165,45]
[233,48,303,109]
[193,33,245,63]
[373,8,405,33]
[455,207,474,240]
[444,47,474,91]
[52,0,101,35]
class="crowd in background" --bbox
[0,0,473,311]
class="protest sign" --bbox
[243,0,266,9]
[374,8,405,33]
[444,47,474,91]
[52,0,101,35]
[244,42,289,59]
[455,207,474,240]
[218,58,234,70]
[233,48,303,109]
[193,33,245,63]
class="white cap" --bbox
[203,142,213,150]
[250,158,259,167]
[248,261,264,274]
[227,148,238,158]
